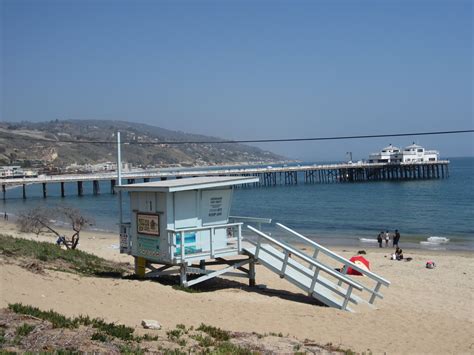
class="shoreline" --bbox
[1,218,472,254]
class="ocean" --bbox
[2,157,473,251]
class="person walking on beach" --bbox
[393,230,400,247]
[3,212,7,221]
[385,230,390,247]
[377,231,383,248]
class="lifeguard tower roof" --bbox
[115,176,259,192]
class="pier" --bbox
[0,160,449,199]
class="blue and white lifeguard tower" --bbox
[116,176,264,287]
[116,175,390,311]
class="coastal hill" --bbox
[0,120,287,169]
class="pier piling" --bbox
[77,181,83,196]
[93,180,100,195]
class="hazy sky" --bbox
[1,0,473,161]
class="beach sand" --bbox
[0,220,473,354]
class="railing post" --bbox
[308,267,320,296]
[369,282,382,304]
[309,248,320,270]
[249,257,256,286]
[180,264,187,286]
[169,232,173,259]
[255,235,261,260]
[180,232,185,261]
[237,224,242,253]
[210,228,214,258]
[342,285,353,310]
[338,264,348,286]
[280,251,289,278]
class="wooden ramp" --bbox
[244,225,390,312]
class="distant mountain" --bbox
[0,120,288,169]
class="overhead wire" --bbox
[1,129,473,145]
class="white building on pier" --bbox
[368,143,439,164]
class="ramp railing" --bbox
[246,225,363,311]
[229,216,272,232]
[275,223,390,304]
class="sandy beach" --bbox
[0,220,473,354]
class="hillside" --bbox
[0,120,287,169]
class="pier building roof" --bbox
[381,144,400,153]
[404,143,423,151]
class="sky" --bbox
[1,0,473,161]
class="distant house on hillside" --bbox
[0,166,38,178]
[368,143,439,164]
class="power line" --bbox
[2,129,473,145]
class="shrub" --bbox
[196,323,230,341]
[15,323,35,337]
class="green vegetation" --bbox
[15,323,35,337]
[325,342,358,355]
[9,303,75,328]
[211,341,253,355]
[8,303,135,341]
[118,343,145,355]
[191,334,215,347]
[175,323,186,330]
[166,329,183,341]
[196,323,230,341]
[3,306,340,354]
[0,329,6,346]
[0,234,127,277]
[161,350,187,355]
[90,332,108,342]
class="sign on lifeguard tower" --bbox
[116,176,259,286]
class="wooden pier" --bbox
[0,160,449,199]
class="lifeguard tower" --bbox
[116,175,390,312]
[116,176,262,287]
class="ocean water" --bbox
[1,157,473,251]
